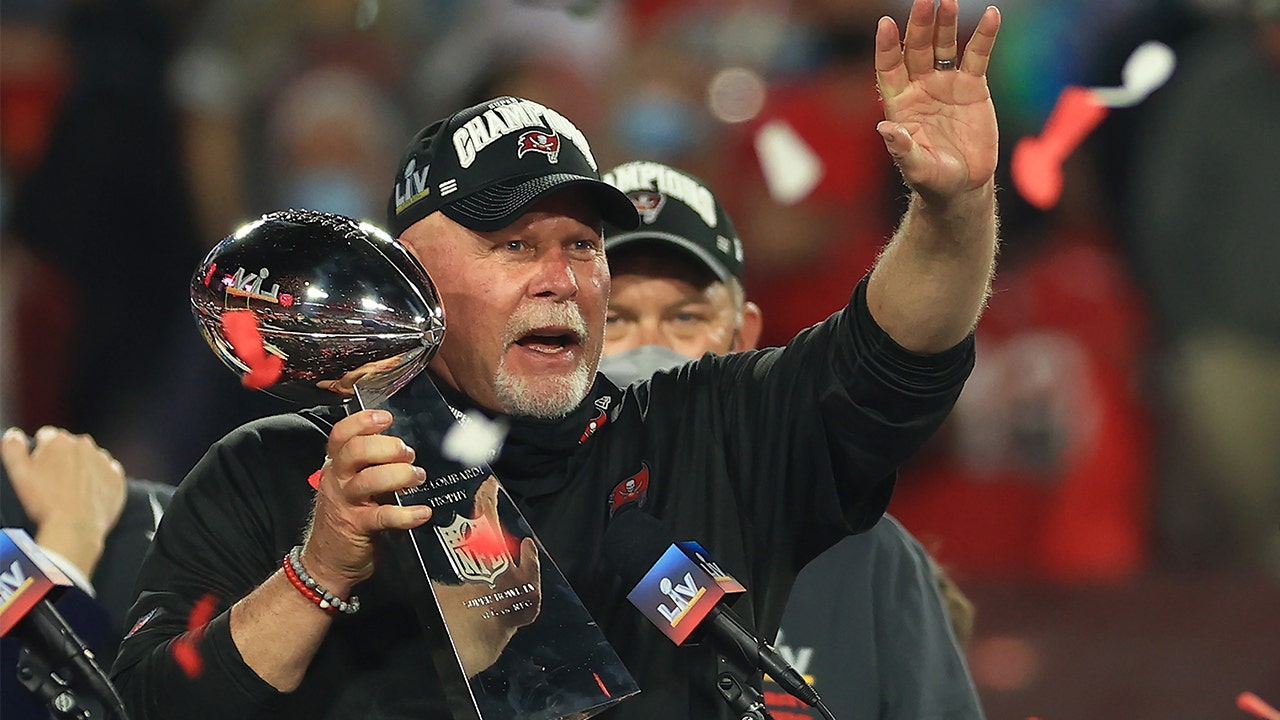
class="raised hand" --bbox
[2,426,127,577]
[875,0,1001,201]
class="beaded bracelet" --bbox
[282,546,360,615]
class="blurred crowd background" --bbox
[1,0,1277,717]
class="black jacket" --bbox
[111,277,974,719]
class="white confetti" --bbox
[1089,41,1177,109]
[441,410,507,467]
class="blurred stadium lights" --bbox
[706,66,768,124]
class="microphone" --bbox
[603,510,834,720]
[1,528,130,719]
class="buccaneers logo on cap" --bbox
[517,130,561,163]
[608,463,650,517]
[628,191,667,224]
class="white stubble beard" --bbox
[492,302,596,419]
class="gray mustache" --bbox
[505,302,590,345]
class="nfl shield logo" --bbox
[434,513,513,586]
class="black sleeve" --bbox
[90,479,177,664]
[703,274,974,564]
[110,415,326,719]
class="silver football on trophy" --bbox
[190,209,445,406]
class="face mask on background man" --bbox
[597,344,693,388]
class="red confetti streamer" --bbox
[1239,692,1280,720]
[172,593,218,678]
[221,309,283,389]
[593,671,610,698]
[1011,86,1109,210]
[307,468,322,490]
[457,521,511,563]
[171,638,201,678]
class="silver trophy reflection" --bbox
[191,209,444,407]
[191,209,637,720]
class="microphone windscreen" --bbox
[603,510,675,588]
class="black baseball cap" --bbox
[601,161,744,284]
[386,96,639,236]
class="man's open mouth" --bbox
[514,327,582,354]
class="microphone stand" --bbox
[11,598,133,720]
[715,654,774,720]
[15,645,131,720]
[17,646,94,720]
[711,608,838,720]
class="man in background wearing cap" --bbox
[112,3,1002,718]
[599,160,984,720]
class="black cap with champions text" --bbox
[601,160,745,284]
[386,96,640,236]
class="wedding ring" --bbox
[933,58,957,71]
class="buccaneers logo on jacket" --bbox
[579,409,608,444]
[608,463,650,517]
[580,395,613,444]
